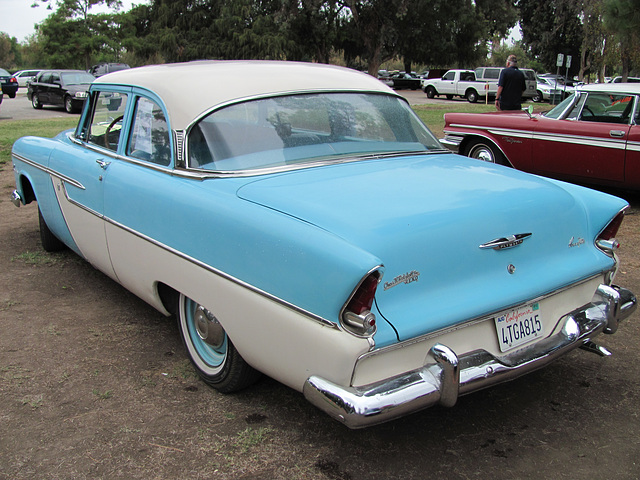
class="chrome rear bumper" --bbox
[303,284,636,429]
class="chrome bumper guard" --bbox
[303,284,636,429]
[11,189,22,207]
[440,135,462,153]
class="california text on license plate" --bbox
[494,302,543,352]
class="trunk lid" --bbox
[237,153,621,341]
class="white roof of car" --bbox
[577,82,640,95]
[96,60,396,130]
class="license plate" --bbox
[494,303,543,352]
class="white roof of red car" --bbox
[577,82,640,95]
[95,60,396,130]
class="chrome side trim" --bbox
[444,125,628,151]
[627,140,640,152]
[14,150,346,330]
[12,152,85,190]
[304,284,636,428]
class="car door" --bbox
[48,72,64,106]
[438,71,457,95]
[34,72,51,103]
[531,92,631,184]
[624,97,640,189]
[47,88,131,281]
[101,92,175,306]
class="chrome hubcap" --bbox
[194,306,225,349]
[471,147,494,163]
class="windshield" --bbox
[187,92,444,173]
[543,93,578,119]
[61,72,95,85]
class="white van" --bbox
[475,66,537,100]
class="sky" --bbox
[0,0,140,43]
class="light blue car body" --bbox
[11,61,636,428]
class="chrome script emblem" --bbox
[480,233,532,250]
[568,236,585,248]
[384,270,420,291]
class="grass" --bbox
[0,118,78,169]
[11,250,60,266]
[412,102,496,138]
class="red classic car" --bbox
[443,83,640,190]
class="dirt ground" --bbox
[1,162,639,480]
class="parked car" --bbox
[387,72,421,90]
[443,83,640,190]
[11,69,41,88]
[27,70,95,113]
[0,67,19,98]
[610,76,640,83]
[11,61,636,428]
[421,69,498,102]
[89,62,130,77]
[532,75,574,102]
[475,66,537,100]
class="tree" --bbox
[516,0,583,76]
[32,0,127,69]
[0,33,17,68]
[603,0,640,79]
[339,0,404,75]
[280,0,343,63]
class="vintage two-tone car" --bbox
[11,61,636,428]
[443,83,640,190]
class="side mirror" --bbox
[523,104,534,118]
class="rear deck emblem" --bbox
[384,271,420,290]
[480,233,532,250]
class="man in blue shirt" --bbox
[495,55,526,111]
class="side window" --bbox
[86,91,129,152]
[579,93,635,124]
[485,68,501,80]
[443,71,455,81]
[127,97,171,166]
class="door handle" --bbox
[610,130,626,138]
[96,159,111,170]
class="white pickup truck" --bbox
[421,69,498,103]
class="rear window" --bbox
[187,92,444,173]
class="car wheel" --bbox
[532,90,542,103]
[425,86,436,99]
[177,294,260,393]
[464,139,507,166]
[32,93,42,109]
[38,207,66,252]
[466,89,478,103]
[64,96,76,114]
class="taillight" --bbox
[596,210,625,254]
[341,272,380,336]
[10,77,17,84]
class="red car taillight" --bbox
[9,77,17,84]
[341,272,380,336]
